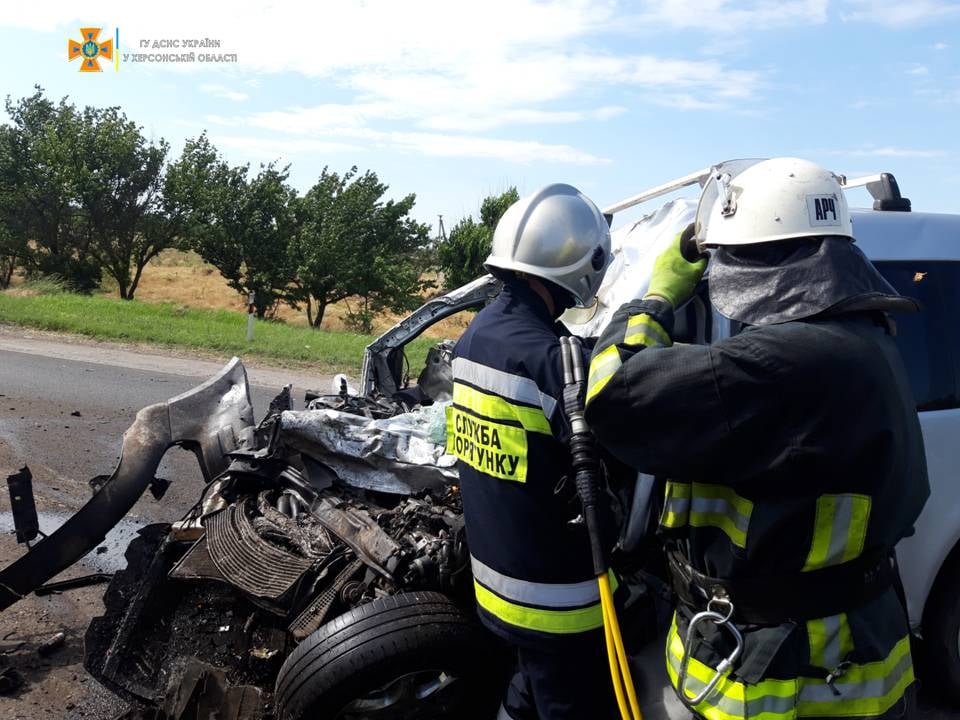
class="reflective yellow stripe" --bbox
[666,614,798,720]
[624,314,672,347]
[452,383,552,435]
[797,635,914,717]
[660,480,691,529]
[665,614,914,720]
[804,494,872,571]
[807,614,854,671]
[474,572,618,635]
[659,481,753,549]
[586,344,622,404]
[471,555,605,607]
[452,357,558,420]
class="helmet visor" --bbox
[694,158,765,248]
[560,295,600,326]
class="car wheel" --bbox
[922,549,960,703]
[275,591,502,720]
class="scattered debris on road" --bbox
[37,631,65,657]
[0,664,25,694]
[34,573,113,596]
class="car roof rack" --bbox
[603,163,912,217]
[602,166,712,219]
[838,172,911,212]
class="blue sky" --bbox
[1,1,957,232]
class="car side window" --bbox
[873,261,960,411]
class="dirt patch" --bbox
[123,251,471,340]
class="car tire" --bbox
[922,548,960,704]
[275,591,502,720]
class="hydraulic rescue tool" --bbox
[559,336,642,720]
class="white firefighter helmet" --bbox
[696,157,853,248]
[485,183,611,307]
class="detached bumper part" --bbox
[0,358,255,611]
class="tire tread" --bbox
[275,592,492,720]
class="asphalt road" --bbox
[0,329,956,719]
[0,330,333,719]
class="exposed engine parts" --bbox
[190,464,467,607]
[0,353,473,716]
[81,401,468,712]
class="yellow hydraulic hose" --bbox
[599,572,643,720]
[602,590,630,718]
[558,336,643,720]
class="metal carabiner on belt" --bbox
[676,595,744,708]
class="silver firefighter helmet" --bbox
[485,183,611,307]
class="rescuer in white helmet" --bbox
[585,157,928,720]
[446,184,623,718]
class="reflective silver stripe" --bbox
[660,482,753,547]
[747,693,798,717]
[805,493,872,571]
[798,649,913,704]
[690,497,751,536]
[817,614,846,670]
[624,314,671,348]
[623,327,663,347]
[452,357,557,420]
[585,344,622,403]
[666,640,797,718]
[665,497,690,515]
[470,555,600,608]
[669,660,745,716]
[826,495,854,566]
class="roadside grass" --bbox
[0,288,437,373]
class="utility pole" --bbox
[437,214,447,243]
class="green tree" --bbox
[0,88,100,290]
[435,187,518,290]
[0,207,30,289]
[0,128,32,289]
[291,167,431,331]
[169,135,298,318]
[74,106,172,299]
[480,188,519,231]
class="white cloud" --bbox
[908,65,930,76]
[842,0,960,26]
[208,103,401,133]
[628,0,828,31]
[200,84,248,102]
[205,100,621,162]
[825,146,946,158]
[933,42,949,50]
[5,1,765,164]
[934,87,960,105]
[212,136,363,157]
[210,52,762,133]
[201,45,761,161]
[648,93,727,110]
[378,132,610,165]
[212,129,609,166]
[421,107,627,133]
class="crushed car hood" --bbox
[280,404,455,495]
